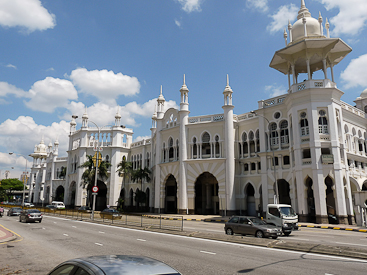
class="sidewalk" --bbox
[0,224,16,243]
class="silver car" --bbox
[19,209,43,223]
[225,216,282,239]
[48,255,181,275]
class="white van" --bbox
[266,204,298,236]
[51,201,65,209]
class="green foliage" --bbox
[134,189,146,207]
[59,166,67,179]
[131,167,151,189]
[0,178,24,202]
[78,155,111,188]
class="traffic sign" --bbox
[92,186,99,193]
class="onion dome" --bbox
[360,88,367,99]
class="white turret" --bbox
[157,85,165,119]
[82,107,88,128]
[115,106,121,126]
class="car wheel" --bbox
[226,228,234,235]
[19,217,21,222]
[283,232,291,236]
[255,230,264,238]
[271,236,278,239]
[39,220,42,223]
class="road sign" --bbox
[92,186,99,193]
[92,152,102,167]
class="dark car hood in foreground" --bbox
[72,255,181,275]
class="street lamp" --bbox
[8,152,30,209]
[250,111,279,204]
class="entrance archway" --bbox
[194,172,219,215]
[87,180,107,211]
[325,176,337,224]
[165,175,177,214]
[277,179,291,205]
[245,183,256,216]
[55,186,64,202]
[69,181,76,208]
[306,177,316,222]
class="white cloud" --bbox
[6,64,16,69]
[0,0,55,33]
[265,84,287,98]
[246,0,269,13]
[267,4,298,34]
[340,54,367,89]
[177,0,203,13]
[175,19,182,28]
[0,81,28,99]
[319,0,367,36]
[69,68,140,105]
[24,77,78,113]
[0,116,70,159]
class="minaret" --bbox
[82,107,88,128]
[115,106,121,126]
[222,75,235,215]
[154,86,165,213]
[179,75,190,213]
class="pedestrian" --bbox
[0,206,4,217]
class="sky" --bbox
[0,0,367,179]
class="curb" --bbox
[0,224,18,244]
[299,224,367,233]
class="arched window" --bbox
[280,120,289,144]
[193,137,197,159]
[269,123,278,146]
[242,132,248,156]
[215,135,220,158]
[163,143,166,162]
[168,137,174,160]
[105,155,110,163]
[202,132,211,158]
[255,130,260,152]
[300,112,309,136]
[318,110,328,134]
[249,131,255,154]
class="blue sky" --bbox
[1,0,367,179]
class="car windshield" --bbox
[248,217,267,225]
[279,207,296,216]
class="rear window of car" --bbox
[27,210,41,213]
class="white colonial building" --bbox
[28,1,367,225]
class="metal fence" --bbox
[36,207,183,231]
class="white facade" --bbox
[29,1,367,225]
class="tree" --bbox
[79,155,111,188]
[134,189,146,208]
[59,166,67,179]
[131,167,151,190]
[0,178,24,201]
[116,158,132,210]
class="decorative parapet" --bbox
[338,100,365,118]
[236,112,256,122]
[258,95,286,109]
[131,138,151,148]
[188,114,224,124]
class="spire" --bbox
[223,74,233,106]
[180,74,189,110]
[297,0,311,20]
[115,106,121,126]
[318,12,323,36]
[82,107,88,127]
[283,28,288,46]
[325,17,330,38]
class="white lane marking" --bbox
[63,234,69,237]
[288,237,310,241]
[184,227,223,233]
[45,216,367,263]
[95,243,103,246]
[200,251,216,255]
[72,226,77,228]
[42,228,46,230]
[335,242,367,247]
[137,239,146,242]
[99,231,105,234]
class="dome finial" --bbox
[297,0,311,19]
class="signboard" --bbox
[92,186,99,193]
[92,152,102,167]
[322,154,334,164]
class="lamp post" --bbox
[8,152,30,209]
[250,111,279,204]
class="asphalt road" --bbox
[184,220,367,249]
[1,215,367,274]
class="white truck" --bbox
[266,204,298,236]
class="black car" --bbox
[48,255,182,275]
[99,208,122,219]
[7,207,22,216]
[78,206,92,213]
[19,209,43,223]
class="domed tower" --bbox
[354,88,367,112]
[270,0,352,91]
[267,0,353,225]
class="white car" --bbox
[24,202,35,207]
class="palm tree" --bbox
[79,155,111,188]
[116,158,132,210]
[131,167,151,191]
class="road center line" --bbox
[99,231,105,234]
[63,234,69,236]
[95,243,103,246]
[137,239,146,242]
[200,251,216,255]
